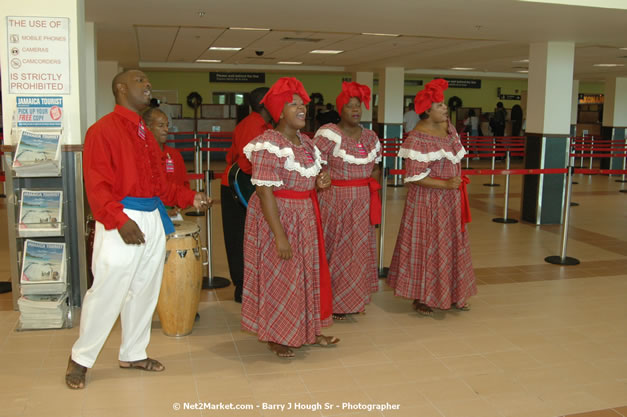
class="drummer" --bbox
[143,106,190,220]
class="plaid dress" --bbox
[241,130,331,347]
[386,125,477,309]
[314,124,382,314]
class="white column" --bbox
[96,61,119,120]
[377,67,404,125]
[571,80,580,127]
[527,42,575,135]
[84,22,97,127]
[353,71,373,123]
[521,41,575,225]
[602,77,627,127]
[1,0,87,145]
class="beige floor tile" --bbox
[415,377,479,407]
[436,398,504,417]
[382,403,443,417]
[248,372,309,396]
[439,354,501,376]
[362,383,429,408]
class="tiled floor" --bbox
[1,163,626,417]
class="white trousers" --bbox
[72,208,166,368]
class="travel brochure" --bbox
[12,129,62,177]
[18,293,69,329]
[18,190,63,237]
[20,240,66,295]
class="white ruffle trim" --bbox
[404,169,431,183]
[251,179,284,187]
[316,128,381,165]
[243,141,323,178]
[398,146,466,164]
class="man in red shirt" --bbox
[65,70,210,389]
[143,107,190,218]
[221,87,272,303]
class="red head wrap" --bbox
[414,78,449,115]
[335,81,371,114]
[260,77,311,122]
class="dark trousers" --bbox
[220,185,247,298]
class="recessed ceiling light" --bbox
[620,47,627,50]
[450,67,475,70]
[593,63,624,67]
[196,59,222,63]
[229,27,270,31]
[516,70,529,73]
[513,59,529,63]
[209,46,242,51]
[278,61,302,65]
[309,50,344,54]
[361,32,400,37]
[196,11,206,17]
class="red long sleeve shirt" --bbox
[162,144,190,189]
[84,105,196,230]
[221,112,273,186]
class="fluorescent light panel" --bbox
[278,61,302,65]
[229,27,270,31]
[513,59,530,63]
[361,32,400,37]
[209,46,242,51]
[593,63,624,67]
[450,67,475,70]
[196,59,222,63]
[309,50,343,54]
[517,70,529,73]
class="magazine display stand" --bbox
[3,141,88,330]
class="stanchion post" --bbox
[615,137,627,183]
[202,170,231,289]
[378,167,389,278]
[492,151,517,224]
[484,137,500,187]
[187,133,206,217]
[588,135,594,170]
[545,166,580,265]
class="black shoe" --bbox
[195,313,200,321]
[234,288,242,304]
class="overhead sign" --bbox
[209,72,265,83]
[16,96,63,127]
[499,94,521,100]
[578,93,604,104]
[443,78,481,89]
[6,16,70,94]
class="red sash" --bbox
[432,175,472,232]
[272,189,332,321]
[330,178,382,225]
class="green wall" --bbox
[144,70,606,118]
[145,70,349,118]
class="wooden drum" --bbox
[157,221,202,336]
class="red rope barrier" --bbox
[388,168,568,176]
[574,168,627,175]
[200,147,230,152]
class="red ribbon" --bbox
[273,189,332,321]
[330,178,382,225]
[432,175,472,232]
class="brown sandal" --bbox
[332,313,347,321]
[65,357,87,389]
[267,342,295,358]
[119,357,165,372]
[455,303,471,311]
[314,335,340,346]
[412,300,434,316]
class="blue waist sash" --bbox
[121,196,174,235]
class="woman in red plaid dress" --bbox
[314,82,382,320]
[387,79,476,316]
[241,78,339,358]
